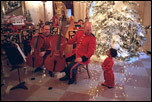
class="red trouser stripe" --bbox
[70,62,80,79]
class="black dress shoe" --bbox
[101,83,107,87]
[34,67,43,73]
[68,79,75,85]
[49,71,54,77]
[101,83,109,88]
[102,83,113,89]
[108,86,113,89]
[59,76,69,81]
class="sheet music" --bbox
[16,44,27,62]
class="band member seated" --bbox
[59,22,96,84]
[32,24,53,76]
[74,19,84,30]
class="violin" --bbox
[44,18,67,72]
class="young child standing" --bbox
[101,48,117,89]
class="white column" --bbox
[73,1,87,22]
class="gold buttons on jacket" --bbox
[76,34,85,51]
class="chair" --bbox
[68,31,76,49]
[69,31,76,39]
[75,64,90,84]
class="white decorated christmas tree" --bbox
[85,1,146,61]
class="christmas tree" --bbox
[86,1,146,61]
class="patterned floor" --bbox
[1,53,151,101]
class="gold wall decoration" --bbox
[3,1,22,14]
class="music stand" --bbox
[10,42,28,91]
[10,65,28,91]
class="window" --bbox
[67,9,71,18]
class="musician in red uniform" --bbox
[74,19,84,30]
[59,22,96,84]
[31,25,53,75]
[101,48,117,88]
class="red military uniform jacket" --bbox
[101,56,115,87]
[67,30,96,64]
[53,23,57,27]
[101,56,114,72]
[39,34,52,51]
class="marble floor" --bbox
[1,53,151,101]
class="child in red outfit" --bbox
[101,48,117,89]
